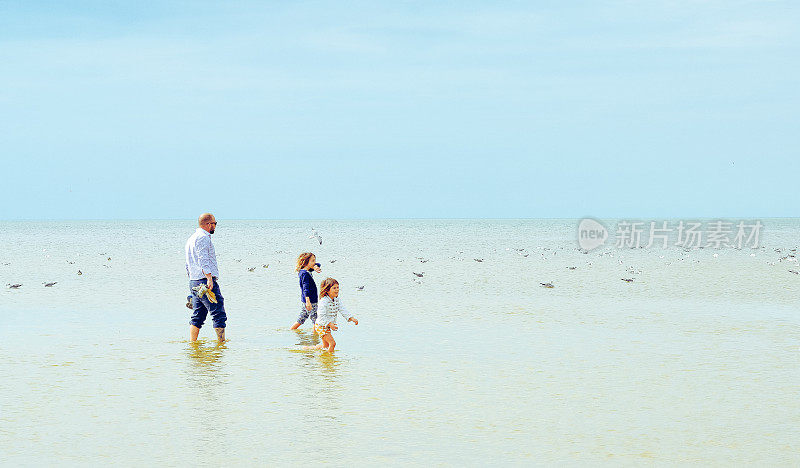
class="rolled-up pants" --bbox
[189,277,226,329]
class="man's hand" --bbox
[305,300,313,312]
[206,277,214,290]
[349,317,359,325]
[330,323,339,331]
[313,264,322,273]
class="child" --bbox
[314,277,359,352]
[291,252,322,330]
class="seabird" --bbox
[474,258,483,262]
[330,260,336,263]
[247,267,255,272]
[621,278,634,283]
[7,283,22,289]
[262,264,269,268]
[77,270,82,275]
[540,282,554,288]
[356,285,365,291]
[413,272,424,278]
[789,270,799,275]
[567,266,577,270]
[43,282,57,287]
[309,229,323,245]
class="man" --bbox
[185,213,226,342]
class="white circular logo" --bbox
[578,218,608,251]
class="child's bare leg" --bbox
[290,322,301,330]
[318,334,330,351]
[324,335,336,352]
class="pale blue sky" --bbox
[1,0,798,219]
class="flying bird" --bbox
[356,285,365,291]
[309,229,323,245]
[7,283,22,289]
[540,282,554,288]
[77,270,83,275]
[413,272,424,278]
[621,278,634,283]
[474,258,483,262]
[43,282,57,287]
[247,267,255,272]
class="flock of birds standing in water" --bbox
[4,228,799,290]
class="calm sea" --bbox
[1,219,798,465]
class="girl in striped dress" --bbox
[314,277,359,352]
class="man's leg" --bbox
[189,283,209,342]
[208,281,227,343]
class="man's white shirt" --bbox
[185,228,220,280]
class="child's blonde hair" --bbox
[319,277,339,299]
[295,252,315,272]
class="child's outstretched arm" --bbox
[339,300,358,325]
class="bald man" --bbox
[185,213,226,342]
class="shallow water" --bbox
[1,219,799,465]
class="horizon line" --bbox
[2,216,798,222]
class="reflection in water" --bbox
[290,330,347,423]
[184,341,228,446]
[316,352,340,379]
[293,329,321,348]
[187,340,226,378]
